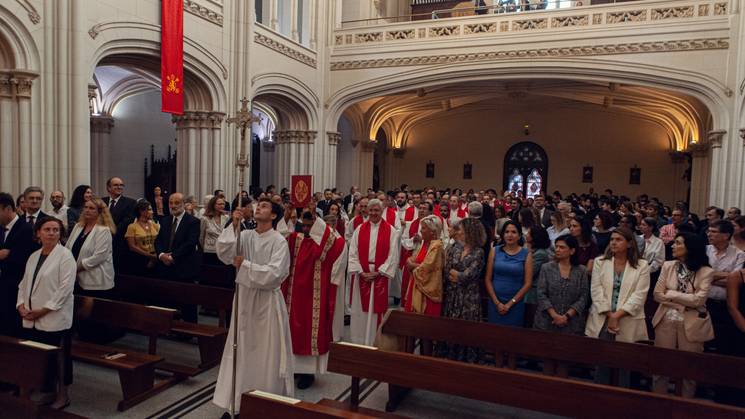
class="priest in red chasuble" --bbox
[282,210,347,389]
[348,199,400,345]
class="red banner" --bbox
[161,0,183,115]
[291,175,312,209]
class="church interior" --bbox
[2,0,745,418]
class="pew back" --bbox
[382,311,745,390]
[328,342,745,419]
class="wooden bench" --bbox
[114,275,230,369]
[73,296,187,410]
[239,391,408,418]
[0,336,87,419]
[327,342,745,419]
[381,311,745,396]
[199,263,236,289]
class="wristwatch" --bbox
[511,298,517,304]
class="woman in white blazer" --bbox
[16,217,76,410]
[586,227,650,386]
[66,198,116,293]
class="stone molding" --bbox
[707,129,726,149]
[0,71,36,98]
[173,111,226,129]
[254,33,317,68]
[274,130,317,144]
[327,131,341,146]
[184,0,223,26]
[15,0,40,24]
[90,115,115,134]
[331,38,729,70]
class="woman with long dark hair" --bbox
[569,216,599,272]
[66,185,93,234]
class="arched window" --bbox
[503,142,548,198]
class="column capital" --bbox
[392,148,406,158]
[739,128,745,146]
[707,129,726,149]
[263,141,276,152]
[90,114,114,134]
[274,130,316,144]
[362,141,378,152]
[668,151,687,164]
[688,142,710,157]
[327,131,341,146]
[0,70,37,98]
[173,111,215,129]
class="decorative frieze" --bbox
[0,72,36,98]
[387,29,415,41]
[429,25,460,37]
[254,33,317,68]
[173,111,225,129]
[551,15,588,28]
[183,0,223,26]
[274,130,317,144]
[355,32,383,43]
[652,6,694,20]
[606,10,647,24]
[90,115,114,134]
[698,4,709,16]
[331,38,729,70]
[714,2,727,15]
[512,18,548,31]
[464,23,496,34]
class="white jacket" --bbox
[16,244,76,331]
[66,224,115,290]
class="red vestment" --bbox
[282,226,345,356]
[353,220,392,316]
[404,206,416,222]
[385,207,397,226]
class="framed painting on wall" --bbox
[582,166,593,183]
[426,161,435,178]
[630,167,641,185]
[463,162,472,179]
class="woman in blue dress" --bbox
[485,221,533,327]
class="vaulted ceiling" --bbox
[343,79,710,152]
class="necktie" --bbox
[109,199,116,212]
[0,226,6,246]
[27,215,35,226]
[169,216,178,250]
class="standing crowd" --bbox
[2,180,745,413]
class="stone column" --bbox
[261,141,276,187]
[668,151,689,205]
[0,72,36,195]
[360,141,377,191]
[90,115,114,196]
[290,0,300,41]
[706,129,726,207]
[392,148,406,190]
[270,0,279,30]
[309,0,318,49]
[273,130,317,189]
[327,132,341,190]
[689,142,711,215]
[173,111,225,200]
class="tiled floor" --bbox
[61,317,565,419]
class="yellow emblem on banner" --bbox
[166,74,181,94]
[295,180,309,204]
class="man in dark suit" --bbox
[155,192,201,323]
[533,194,552,228]
[102,177,137,271]
[317,189,334,216]
[342,186,358,215]
[20,186,49,230]
[0,192,36,337]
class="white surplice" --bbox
[347,220,399,345]
[293,219,349,375]
[212,227,293,411]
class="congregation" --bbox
[2,178,745,415]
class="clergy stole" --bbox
[457,204,468,218]
[282,227,345,356]
[356,221,392,315]
[404,206,416,222]
[399,218,421,305]
[352,216,365,231]
[385,207,397,226]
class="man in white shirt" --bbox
[706,219,745,356]
[49,190,68,232]
[394,191,409,224]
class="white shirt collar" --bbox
[4,214,19,232]
[25,209,41,219]
[172,211,185,225]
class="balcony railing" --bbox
[334,0,728,48]
[341,0,721,27]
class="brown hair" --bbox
[601,226,640,268]
[459,217,486,248]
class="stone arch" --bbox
[0,3,40,70]
[326,60,730,140]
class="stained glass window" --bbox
[527,169,542,199]
[509,169,524,195]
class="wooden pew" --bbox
[113,274,230,369]
[0,336,86,419]
[381,311,745,395]
[72,296,182,410]
[199,263,236,289]
[327,342,745,419]
[239,390,409,418]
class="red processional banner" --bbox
[161,0,184,115]
[291,175,312,209]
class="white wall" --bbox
[394,106,688,203]
[336,116,356,191]
[107,91,176,199]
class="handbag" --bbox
[682,271,715,343]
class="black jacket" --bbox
[155,212,201,280]
[102,196,137,237]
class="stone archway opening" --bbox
[91,54,223,202]
[336,78,713,207]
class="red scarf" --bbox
[356,220,392,314]
[404,206,416,222]
[352,215,365,231]
[457,204,468,218]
